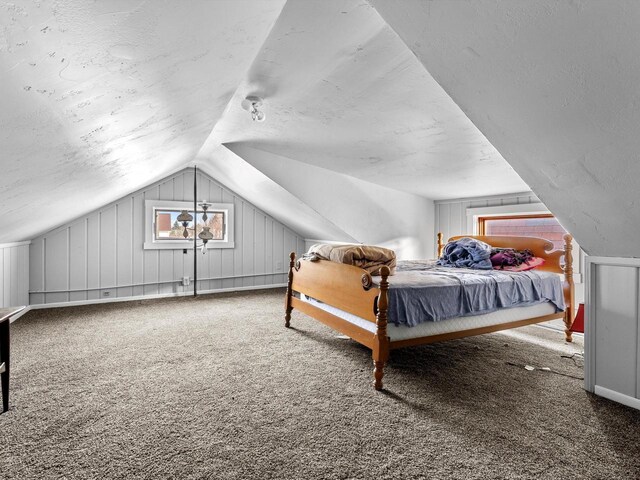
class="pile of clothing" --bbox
[437,237,541,271]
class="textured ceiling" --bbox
[370,0,640,256]
[0,0,286,242]
[207,0,528,199]
[7,0,634,256]
[0,0,529,244]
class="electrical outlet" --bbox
[276,261,283,271]
[103,291,110,297]
[182,276,191,286]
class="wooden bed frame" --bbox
[284,233,575,390]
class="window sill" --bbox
[143,242,235,250]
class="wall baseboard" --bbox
[25,284,287,312]
[594,385,640,411]
[9,306,32,323]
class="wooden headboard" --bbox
[437,232,575,330]
[442,234,570,275]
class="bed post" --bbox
[284,252,296,328]
[437,232,444,258]
[562,234,575,342]
[373,266,391,390]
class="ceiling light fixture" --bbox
[241,95,265,122]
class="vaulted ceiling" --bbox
[1,1,638,256]
[206,0,526,199]
[0,0,287,242]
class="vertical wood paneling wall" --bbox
[0,242,29,307]
[29,169,305,305]
[434,192,540,253]
[585,257,640,411]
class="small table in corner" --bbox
[1,306,25,414]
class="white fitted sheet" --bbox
[300,295,558,341]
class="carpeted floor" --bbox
[1,289,639,479]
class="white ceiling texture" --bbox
[2,1,636,257]
[0,0,287,242]
[370,0,640,257]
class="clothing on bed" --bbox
[436,237,493,270]
[490,247,538,269]
[493,256,545,272]
[386,260,565,327]
[305,243,396,275]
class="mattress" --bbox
[301,294,558,342]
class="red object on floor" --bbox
[570,303,585,333]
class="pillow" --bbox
[495,256,545,272]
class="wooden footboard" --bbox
[284,255,391,390]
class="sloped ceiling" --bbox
[195,145,356,243]
[370,0,640,257]
[0,0,286,243]
[204,0,527,199]
[223,143,433,258]
[5,0,635,257]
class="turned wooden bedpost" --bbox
[562,234,575,342]
[373,266,391,390]
[284,252,296,328]
[437,232,444,258]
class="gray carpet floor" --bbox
[1,289,639,479]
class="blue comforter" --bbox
[386,260,565,327]
[436,237,493,270]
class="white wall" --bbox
[585,257,640,411]
[29,169,305,305]
[197,146,358,243]
[0,242,29,308]
[225,143,435,259]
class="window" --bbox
[154,209,226,242]
[478,214,568,250]
[144,200,234,250]
[465,202,581,284]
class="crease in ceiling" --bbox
[223,142,434,258]
[0,0,287,243]
[205,0,529,200]
[196,144,358,243]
